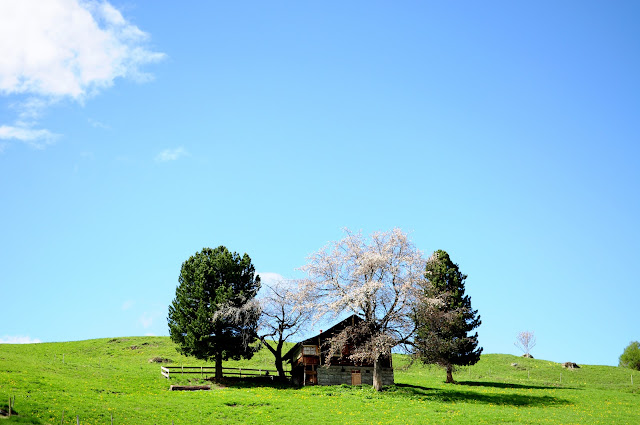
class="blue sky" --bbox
[1,1,638,367]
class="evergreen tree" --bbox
[414,250,482,383]
[167,246,261,379]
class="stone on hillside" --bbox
[522,353,534,358]
[148,357,173,363]
[511,363,519,367]
[563,362,579,369]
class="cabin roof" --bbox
[283,314,363,361]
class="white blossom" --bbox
[299,228,429,363]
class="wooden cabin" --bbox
[283,315,394,386]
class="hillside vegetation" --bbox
[1,337,638,424]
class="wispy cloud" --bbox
[88,118,111,130]
[0,125,59,149]
[0,335,42,344]
[155,147,188,162]
[0,0,165,149]
[139,312,154,329]
[121,300,135,311]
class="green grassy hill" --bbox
[1,337,638,424]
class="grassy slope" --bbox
[1,337,638,424]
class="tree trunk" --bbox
[373,356,383,391]
[262,337,287,380]
[445,365,455,383]
[275,352,285,379]
[215,351,223,380]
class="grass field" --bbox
[1,337,638,424]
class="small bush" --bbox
[619,341,640,371]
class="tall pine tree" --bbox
[167,246,261,379]
[414,250,482,383]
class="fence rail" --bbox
[161,366,289,379]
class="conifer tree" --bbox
[414,250,482,383]
[167,246,261,379]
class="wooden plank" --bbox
[351,370,361,385]
[161,366,290,377]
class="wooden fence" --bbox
[161,365,289,379]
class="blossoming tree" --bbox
[299,228,427,391]
[258,280,312,379]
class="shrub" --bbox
[619,341,640,371]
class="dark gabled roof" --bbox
[283,314,363,361]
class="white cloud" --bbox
[0,0,165,148]
[0,0,165,99]
[258,272,287,288]
[0,335,42,344]
[155,147,188,162]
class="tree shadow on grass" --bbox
[457,380,576,390]
[205,376,296,390]
[387,383,572,407]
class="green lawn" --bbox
[1,337,638,424]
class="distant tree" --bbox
[514,331,537,358]
[414,250,482,383]
[167,246,261,379]
[258,280,312,379]
[619,341,640,371]
[299,228,426,391]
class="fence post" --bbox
[61,410,64,424]
[77,415,80,424]
[111,412,113,425]
[7,396,10,418]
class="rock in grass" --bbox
[148,357,173,363]
[563,362,580,369]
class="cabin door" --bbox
[304,365,317,385]
[351,370,361,385]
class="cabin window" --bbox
[303,345,318,356]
